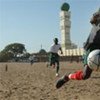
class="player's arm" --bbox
[84,35,91,50]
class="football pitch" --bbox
[0,62,100,100]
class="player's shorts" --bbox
[49,52,59,66]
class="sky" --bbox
[0,0,100,53]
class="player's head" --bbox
[54,38,58,44]
[90,8,100,25]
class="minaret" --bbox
[60,3,72,55]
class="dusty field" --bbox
[0,62,100,100]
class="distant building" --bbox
[60,3,84,56]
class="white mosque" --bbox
[60,3,84,56]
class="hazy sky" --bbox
[0,0,100,53]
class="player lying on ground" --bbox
[56,8,100,89]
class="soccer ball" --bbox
[87,49,100,70]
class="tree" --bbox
[5,43,26,56]
[0,43,26,62]
[0,50,13,62]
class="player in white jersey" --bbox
[49,38,63,77]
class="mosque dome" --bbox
[61,2,70,11]
[39,49,47,54]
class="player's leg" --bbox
[56,65,92,89]
[82,49,93,79]
[68,65,93,80]
[69,49,92,80]
[56,49,93,88]
[49,53,56,68]
[51,56,56,68]
[48,53,54,67]
[83,65,93,79]
[56,61,59,76]
[55,54,60,76]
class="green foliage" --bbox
[4,43,26,54]
[0,43,27,62]
[0,50,13,62]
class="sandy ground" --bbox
[0,62,100,100]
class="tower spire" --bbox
[60,2,72,55]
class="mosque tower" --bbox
[60,3,72,55]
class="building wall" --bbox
[65,48,84,56]
[60,11,72,51]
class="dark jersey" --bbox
[84,24,100,50]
